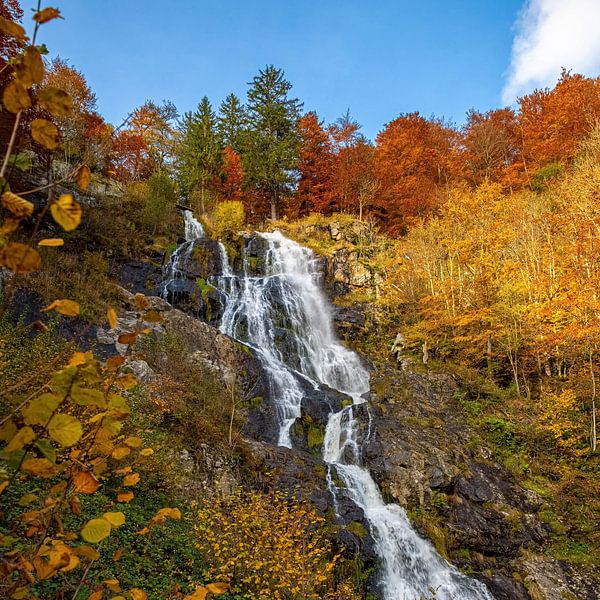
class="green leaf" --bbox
[10,152,32,172]
[47,414,82,447]
[51,366,77,395]
[35,438,56,463]
[70,385,106,408]
[22,393,60,426]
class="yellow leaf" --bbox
[0,480,9,494]
[42,299,80,317]
[0,242,40,273]
[140,448,154,456]
[136,527,150,535]
[88,592,103,600]
[183,588,208,600]
[117,491,134,503]
[21,458,58,478]
[31,118,59,150]
[0,15,26,40]
[111,446,130,460]
[68,352,87,366]
[129,589,147,600]
[143,310,163,323]
[33,7,62,23]
[115,373,138,391]
[38,237,64,247]
[0,216,20,235]
[74,545,100,561]
[3,80,31,113]
[38,86,71,117]
[76,165,91,190]
[206,582,230,595]
[2,191,33,217]
[22,393,60,426]
[47,413,82,447]
[50,194,81,231]
[81,518,111,543]
[124,436,142,448]
[134,293,150,310]
[15,46,44,88]
[107,307,118,329]
[6,426,35,452]
[151,507,181,524]
[103,511,125,527]
[103,578,121,593]
[122,473,140,486]
[72,471,100,494]
[33,556,57,580]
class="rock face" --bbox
[359,360,600,599]
[161,239,226,326]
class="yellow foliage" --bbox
[194,489,351,599]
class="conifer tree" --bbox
[217,93,246,153]
[244,65,302,220]
[178,96,221,212]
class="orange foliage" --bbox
[519,71,600,171]
[296,112,333,215]
[373,113,456,231]
[218,145,244,200]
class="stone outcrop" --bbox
[358,359,600,599]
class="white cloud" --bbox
[502,0,600,105]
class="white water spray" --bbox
[212,230,494,599]
[161,210,204,298]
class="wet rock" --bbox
[363,361,552,590]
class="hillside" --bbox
[1,5,600,600]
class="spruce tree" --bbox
[217,93,246,153]
[178,96,221,213]
[245,65,303,220]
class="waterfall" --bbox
[161,209,204,298]
[213,230,494,600]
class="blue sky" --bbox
[21,1,600,140]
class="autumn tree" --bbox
[0,0,23,60]
[461,107,524,187]
[43,58,111,169]
[373,112,456,231]
[295,111,333,216]
[518,71,600,176]
[218,145,244,200]
[244,65,302,220]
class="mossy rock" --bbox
[346,520,368,540]
[307,424,325,450]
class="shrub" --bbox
[210,200,245,241]
[143,172,179,236]
[195,489,349,599]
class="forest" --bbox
[0,2,599,600]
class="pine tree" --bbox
[218,93,246,153]
[178,96,221,213]
[245,65,303,220]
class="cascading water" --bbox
[161,209,204,298]
[211,230,494,600]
